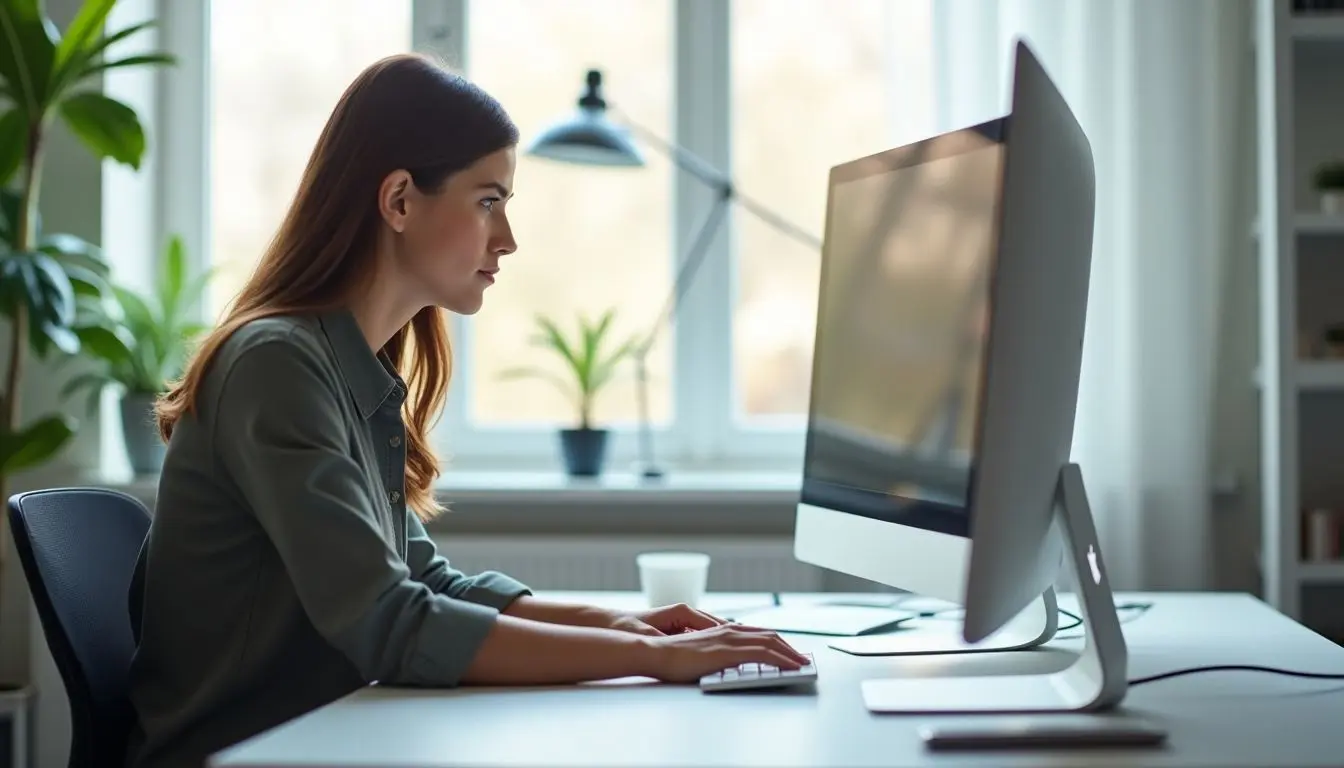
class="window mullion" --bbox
[417,0,473,458]
[159,0,210,308]
[673,0,732,466]
[414,0,466,68]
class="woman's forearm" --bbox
[502,595,609,627]
[461,613,654,685]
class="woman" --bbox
[125,53,807,767]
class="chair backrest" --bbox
[8,487,151,768]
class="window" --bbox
[729,0,936,424]
[461,0,675,428]
[207,0,414,318]
[193,0,940,470]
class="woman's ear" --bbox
[378,170,415,233]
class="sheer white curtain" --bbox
[930,0,1252,590]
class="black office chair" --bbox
[8,487,151,768]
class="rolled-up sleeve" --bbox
[213,335,499,687]
[405,513,532,611]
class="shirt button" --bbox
[389,490,401,504]
[389,436,402,448]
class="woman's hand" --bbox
[609,603,728,636]
[636,623,811,683]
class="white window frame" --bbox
[426,0,807,471]
[158,0,813,473]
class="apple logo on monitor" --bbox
[1087,544,1102,585]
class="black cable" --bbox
[1053,601,1153,639]
[1056,607,1083,632]
[1045,603,1344,688]
[1129,665,1344,687]
[910,600,1152,634]
[751,597,1344,688]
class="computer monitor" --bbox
[794,40,1127,714]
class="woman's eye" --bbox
[480,197,499,212]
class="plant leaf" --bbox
[26,250,75,326]
[62,262,104,297]
[38,232,108,275]
[74,323,134,365]
[590,334,640,393]
[0,413,76,473]
[32,317,78,357]
[113,284,154,332]
[0,107,24,187]
[0,249,27,312]
[531,315,583,382]
[57,90,146,169]
[73,20,154,70]
[78,52,174,81]
[52,0,116,75]
[159,234,184,323]
[0,0,59,115]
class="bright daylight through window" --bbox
[208,0,414,318]
[463,0,674,429]
[730,0,936,423]
[206,0,937,467]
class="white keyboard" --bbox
[699,653,817,692]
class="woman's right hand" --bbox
[638,623,811,683]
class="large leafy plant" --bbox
[62,235,210,409]
[501,309,641,430]
[0,0,173,502]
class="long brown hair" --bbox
[156,53,519,522]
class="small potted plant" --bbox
[62,235,212,475]
[1313,160,1344,214]
[501,309,640,476]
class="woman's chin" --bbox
[437,293,486,316]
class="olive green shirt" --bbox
[125,309,531,768]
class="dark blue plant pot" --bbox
[121,392,165,475]
[559,428,609,477]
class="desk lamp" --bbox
[527,69,822,481]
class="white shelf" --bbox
[1253,360,1344,390]
[1297,360,1344,390]
[1297,561,1344,582]
[1292,15,1344,41]
[1249,213,1344,237]
[1296,212,1344,235]
[1256,0,1344,621]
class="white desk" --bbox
[211,591,1344,767]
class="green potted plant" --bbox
[0,0,174,501]
[61,235,210,474]
[1313,159,1344,214]
[501,309,640,476]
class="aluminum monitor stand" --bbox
[861,463,1128,713]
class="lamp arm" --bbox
[633,184,734,360]
[616,112,824,253]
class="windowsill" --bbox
[78,465,803,536]
[433,468,800,505]
[89,467,799,501]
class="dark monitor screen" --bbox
[800,120,1005,540]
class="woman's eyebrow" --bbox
[478,181,512,198]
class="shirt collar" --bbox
[317,308,402,420]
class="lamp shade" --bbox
[526,69,645,167]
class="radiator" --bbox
[432,535,825,592]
